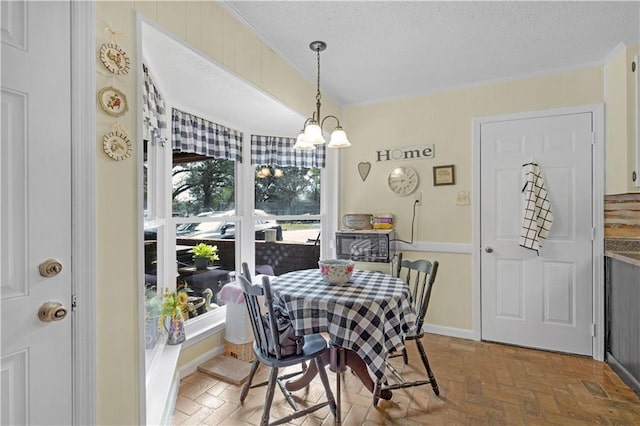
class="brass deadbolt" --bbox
[39,258,62,277]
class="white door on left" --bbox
[1,1,73,424]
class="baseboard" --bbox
[423,323,477,341]
[178,345,225,380]
[606,352,640,397]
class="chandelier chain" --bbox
[315,47,322,109]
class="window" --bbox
[169,109,242,322]
[142,64,169,372]
[141,62,335,375]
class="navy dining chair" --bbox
[237,273,337,426]
[374,257,440,405]
[239,262,306,405]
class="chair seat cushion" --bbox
[257,333,328,368]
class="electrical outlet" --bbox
[415,192,422,206]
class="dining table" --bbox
[269,267,416,418]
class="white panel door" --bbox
[480,112,593,355]
[1,1,73,424]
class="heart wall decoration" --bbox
[358,162,371,181]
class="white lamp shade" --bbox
[327,129,351,148]
[303,123,326,145]
[293,131,315,151]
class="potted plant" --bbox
[190,243,219,270]
[160,290,189,345]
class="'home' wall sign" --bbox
[376,144,434,162]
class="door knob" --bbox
[485,247,494,253]
[38,302,68,322]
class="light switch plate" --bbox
[456,191,470,205]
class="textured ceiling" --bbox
[142,1,639,138]
[222,1,640,106]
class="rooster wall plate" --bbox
[99,43,130,75]
[97,86,128,117]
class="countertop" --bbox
[605,238,640,268]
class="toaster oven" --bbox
[335,229,394,263]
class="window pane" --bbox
[255,223,321,276]
[281,219,320,244]
[176,224,236,321]
[173,154,235,217]
[144,223,163,371]
[143,140,149,217]
[255,166,320,215]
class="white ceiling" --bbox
[222,0,640,106]
[142,21,305,137]
[142,1,640,138]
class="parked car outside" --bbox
[176,209,283,241]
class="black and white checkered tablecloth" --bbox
[270,269,417,381]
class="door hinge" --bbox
[591,131,596,145]
[592,227,596,241]
[591,323,596,337]
[72,294,78,312]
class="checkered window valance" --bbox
[171,108,243,162]
[142,64,167,143]
[251,135,326,168]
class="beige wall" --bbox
[95,1,338,424]
[342,68,604,331]
[177,334,223,370]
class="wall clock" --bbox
[388,166,419,195]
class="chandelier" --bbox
[293,41,351,151]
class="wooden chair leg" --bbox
[240,358,260,403]
[314,357,337,418]
[261,368,279,426]
[416,340,439,396]
[372,381,381,407]
[401,347,408,365]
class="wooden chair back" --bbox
[237,273,287,360]
[399,259,439,331]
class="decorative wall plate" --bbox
[99,43,130,75]
[97,86,128,117]
[103,130,132,161]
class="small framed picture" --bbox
[433,164,455,186]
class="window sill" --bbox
[146,342,181,426]
[184,306,227,348]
